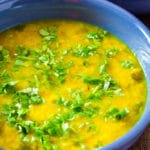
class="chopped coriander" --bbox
[1,104,28,126]
[73,44,98,57]
[105,107,118,119]
[54,65,67,83]
[54,62,73,83]
[71,94,84,113]
[105,48,119,58]
[14,87,44,106]
[46,114,69,137]
[94,141,104,149]
[13,45,31,69]
[86,30,108,40]
[39,26,57,42]
[51,144,60,150]
[0,46,10,63]
[83,76,102,85]
[105,107,129,120]
[86,32,101,39]
[86,123,97,132]
[39,29,50,36]
[99,60,108,74]
[65,111,75,121]
[32,47,72,85]
[63,49,69,55]
[73,136,84,146]
[38,53,51,66]
[121,60,133,69]
[40,135,52,150]
[82,74,116,87]
[88,90,104,100]
[0,82,16,94]
[14,59,25,67]
[15,45,30,57]
[57,97,71,107]
[0,71,17,94]
[86,74,123,100]
[0,51,4,61]
[80,106,99,118]
[34,75,40,88]
[30,94,44,104]
[17,120,36,135]
[0,70,12,82]
[115,108,129,120]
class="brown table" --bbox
[129,126,150,149]
[129,14,150,150]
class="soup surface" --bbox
[0,20,147,150]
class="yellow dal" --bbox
[0,20,147,150]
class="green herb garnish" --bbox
[0,82,16,94]
[86,30,108,40]
[105,107,129,120]
[39,26,57,42]
[105,48,119,58]
[73,44,98,58]
[99,60,108,74]
[0,46,10,68]
[121,60,133,69]
[13,45,31,69]
[83,76,102,85]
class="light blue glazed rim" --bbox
[0,0,150,150]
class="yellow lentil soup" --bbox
[0,20,147,150]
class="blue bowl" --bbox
[0,0,150,149]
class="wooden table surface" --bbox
[129,14,150,150]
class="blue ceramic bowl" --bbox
[0,0,150,149]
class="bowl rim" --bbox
[94,0,150,149]
[0,0,150,149]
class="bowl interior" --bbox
[0,0,150,149]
